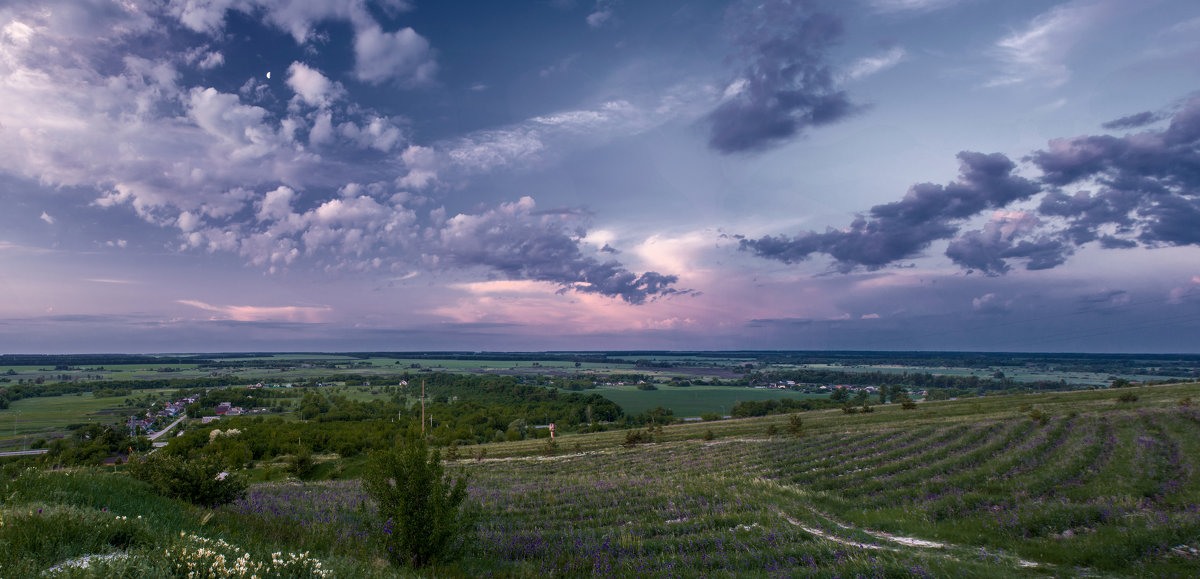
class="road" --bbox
[148,415,186,440]
[0,448,48,457]
[0,415,184,457]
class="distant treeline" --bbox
[0,376,242,409]
[0,354,210,367]
[6,351,1200,378]
[163,374,630,463]
[748,369,1069,392]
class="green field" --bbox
[4,382,1198,577]
[0,389,176,448]
[593,384,825,417]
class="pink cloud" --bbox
[178,300,331,323]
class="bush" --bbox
[287,446,317,479]
[363,437,475,569]
[901,398,917,410]
[703,429,715,441]
[1027,408,1049,425]
[126,453,247,506]
[766,424,779,437]
[624,427,662,444]
[787,414,805,437]
[1117,391,1139,403]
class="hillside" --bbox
[3,382,1199,577]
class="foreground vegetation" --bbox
[3,381,1198,577]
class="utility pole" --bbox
[421,379,426,436]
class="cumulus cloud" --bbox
[706,0,858,153]
[741,152,1039,270]
[166,0,438,86]
[1029,95,1200,248]
[353,24,437,85]
[946,211,1071,275]
[434,197,682,304]
[197,51,225,70]
[0,1,680,308]
[40,212,55,225]
[742,94,1200,276]
[286,62,342,107]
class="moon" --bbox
[266,71,271,79]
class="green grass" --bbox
[592,384,826,417]
[2,382,1198,577]
[0,389,177,446]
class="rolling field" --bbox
[3,382,1198,576]
[0,389,176,448]
[209,382,1200,577]
[592,385,826,417]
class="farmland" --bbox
[3,380,1199,577]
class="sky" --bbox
[1,0,1199,354]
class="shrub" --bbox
[787,414,805,437]
[901,398,917,410]
[363,437,475,569]
[1027,408,1049,425]
[287,446,317,479]
[766,424,778,437]
[841,403,859,415]
[624,429,653,446]
[542,438,558,456]
[1117,391,1139,403]
[126,453,247,507]
[703,429,715,441]
[1178,396,1192,407]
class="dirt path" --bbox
[774,504,1043,569]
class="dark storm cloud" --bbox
[741,152,1039,270]
[743,95,1200,276]
[1101,110,1166,130]
[1036,189,1140,244]
[946,231,1071,275]
[1029,95,1200,248]
[435,199,682,304]
[706,0,857,154]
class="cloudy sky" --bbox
[2,0,1199,354]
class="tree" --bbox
[363,437,475,569]
[787,414,805,437]
[126,453,247,506]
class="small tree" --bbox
[787,414,805,437]
[363,438,475,569]
[126,453,247,506]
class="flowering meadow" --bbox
[3,382,1200,577]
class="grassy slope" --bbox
[2,382,1198,577]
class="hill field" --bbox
[2,382,1199,577]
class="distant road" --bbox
[0,448,48,457]
[0,416,184,458]
[148,415,186,441]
